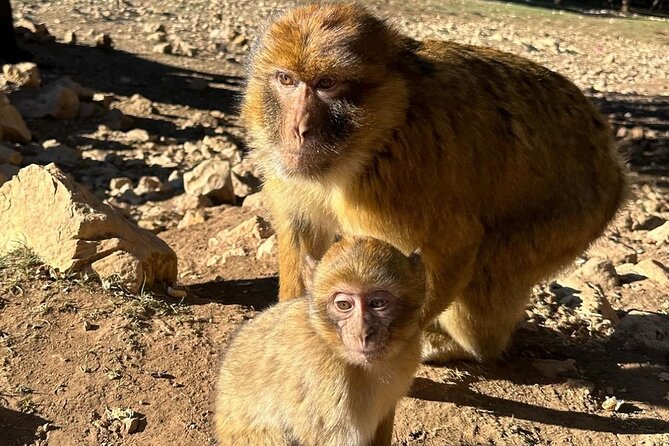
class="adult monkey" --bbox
[243,3,627,362]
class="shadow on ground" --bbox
[412,311,669,434]
[487,0,669,18]
[0,406,52,445]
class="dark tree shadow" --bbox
[590,92,669,188]
[0,406,52,445]
[486,0,669,17]
[23,39,243,115]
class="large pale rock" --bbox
[183,159,235,204]
[11,84,80,120]
[0,164,177,293]
[0,94,31,143]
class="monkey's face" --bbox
[326,288,412,365]
[242,3,409,180]
[261,70,362,177]
[308,236,425,366]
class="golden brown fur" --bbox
[243,3,627,361]
[214,236,426,446]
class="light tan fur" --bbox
[243,3,627,362]
[214,236,426,446]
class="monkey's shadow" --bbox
[411,315,669,434]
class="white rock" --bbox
[0,164,177,293]
[256,234,276,259]
[183,159,235,204]
[648,222,669,244]
[2,62,41,88]
[634,259,669,288]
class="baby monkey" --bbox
[214,236,425,446]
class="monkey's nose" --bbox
[293,121,310,144]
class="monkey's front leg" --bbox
[276,219,332,301]
[368,409,394,446]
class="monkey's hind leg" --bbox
[421,284,529,363]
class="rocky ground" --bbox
[0,0,668,445]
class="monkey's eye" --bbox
[369,298,388,309]
[334,294,354,312]
[277,72,295,86]
[315,76,335,90]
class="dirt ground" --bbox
[1,0,668,445]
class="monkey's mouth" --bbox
[280,147,332,176]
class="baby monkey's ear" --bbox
[302,255,318,292]
[408,248,423,268]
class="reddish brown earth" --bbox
[1,0,668,445]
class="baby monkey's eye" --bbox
[315,76,335,90]
[369,298,388,309]
[336,300,352,311]
[277,72,295,86]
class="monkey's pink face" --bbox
[328,289,401,365]
[264,70,362,177]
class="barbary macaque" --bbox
[214,236,426,446]
[242,3,627,362]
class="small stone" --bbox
[241,192,265,210]
[531,359,578,379]
[629,126,645,140]
[11,84,80,120]
[602,396,624,411]
[125,128,152,142]
[15,18,51,42]
[0,96,31,143]
[95,33,113,49]
[123,417,140,435]
[166,287,187,298]
[256,234,276,259]
[183,159,235,204]
[603,54,616,64]
[177,209,206,229]
[83,320,96,331]
[634,259,669,288]
[147,32,167,43]
[647,222,669,244]
[659,373,669,382]
[110,177,133,191]
[577,257,619,292]
[63,30,77,44]
[153,43,172,54]
[2,62,41,88]
[0,145,23,165]
[135,176,163,195]
[143,23,165,33]
[613,310,669,350]
[633,215,666,231]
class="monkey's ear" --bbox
[302,255,318,291]
[408,248,423,268]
